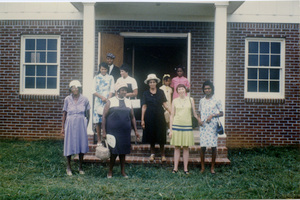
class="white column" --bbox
[82,3,95,135]
[214,2,228,134]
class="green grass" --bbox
[0,139,299,199]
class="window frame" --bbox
[20,35,61,95]
[244,38,285,99]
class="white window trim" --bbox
[20,35,61,95]
[244,38,285,99]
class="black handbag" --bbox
[216,117,224,135]
[189,98,198,128]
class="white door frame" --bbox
[120,32,192,88]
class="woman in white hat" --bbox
[102,82,140,178]
[61,80,90,176]
[141,74,171,162]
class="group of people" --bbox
[61,53,223,177]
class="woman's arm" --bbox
[107,92,113,100]
[141,104,147,129]
[191,98,199,119]
[163,102,171,114]
[61,111,67,137]
[130,107,140,141]
[93,92,107,103]
[168,101,175,138]
[101,101,110,139]
[126,89,138,98]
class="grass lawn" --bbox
[0,139,299,199]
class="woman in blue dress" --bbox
[93,62,115,145]
[198,81,223,174]
[61,80,91,176]
[102,82,140,178]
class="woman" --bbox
[93,62,114,145]
[61,80,90,176]
[102,82,140,178]
[116,63,138,99]
[169,84,198,174]
[198,81,223,174]
[141,74,171,162]
[170,66,190,100]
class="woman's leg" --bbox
[119,154,127,177]
[211,147,217,174]
[79,153,84,171]
[200,147,206,173]
[173,146,180,171]
[150,144,155,155]
[183,147,189,172]
[66,155,72,171]
[108,154,118,177]
[96,123,101,144]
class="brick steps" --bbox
[75,155,231,165]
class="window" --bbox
[245,38,285,99]
[20,35,60,95]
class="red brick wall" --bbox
[0,20,83,140]
[226,23,300,147]
[0,20,299,147]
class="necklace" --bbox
[179,97,187,107]
[116,96,125,100]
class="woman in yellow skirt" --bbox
[169,84,199,174]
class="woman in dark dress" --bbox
[141,74,171,162]
[102,82,140,178]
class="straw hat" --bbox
[144,74,161,84]
[69,80,82,88]
[115,81,128,92]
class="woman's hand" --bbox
[141,120,145,129]
[169,131,172,139]
[135,131,140,141]
[101,97,107,103]
[206,114,213,123]
[198,118,204,126]
[61,129,65,137]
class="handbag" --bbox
[216,117,224,135]
[189,98,198,128]
[131,97,141,109]
[95,140,110,160]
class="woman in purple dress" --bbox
[61,80,90,176]
[102,82,140,178]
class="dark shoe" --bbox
[172,169,178,174]
[184,171,189,175]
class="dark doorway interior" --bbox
[124,38,187,120]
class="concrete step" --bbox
[74,155,230,165]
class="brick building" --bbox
[0,1,299,147]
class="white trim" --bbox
[120,32,191,89]
[20,35,61,95]
[244,37,285,99]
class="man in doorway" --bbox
[106,53,120,83]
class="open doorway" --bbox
[124,38,187,120]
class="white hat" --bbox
[69,80,82,88]
[115,81,128,92]
[144,74,161,84]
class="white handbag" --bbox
[131,98,141,109]
[95,140,110,161]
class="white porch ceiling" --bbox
[71,1,244,21]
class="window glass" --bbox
[248,68,257,79]
[37,39,46,50]
[270,81,279,92]
[25,77,35,88]
[25,52,35,63]
[37,52,46,63]
[25,65,35,76]
[248,81,257,92]
[47,65,57,76]
[249,55,258,66]
[260,42,269,53]
[271,42,280,54]
[47,52,57,63]
[47,78,57,89]
[36,77,46,88]
[271,55,280,66]
[260,55,269,66]
[270,69,280,79]
[259,69,268,79]
[37,65,46,76]
[25,39,35,50]
[48,39,57,50]
[259,81,268,92]
[249,42,258,53]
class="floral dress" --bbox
[198,95,223,147]
[93,74,114,123]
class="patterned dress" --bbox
[63,94,91,156]
[92,73,114,123]
[198,95,223,147]
[170,97,195,147]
